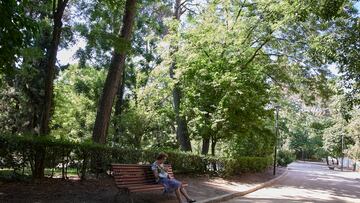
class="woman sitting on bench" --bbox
[151,152,196,203]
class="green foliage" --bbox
[52,65,106,141]
[0,0,37,74]
[223,156,273,175]
[277,150,295,167]
[323,90,355,158]
[278,94,332,160]
[0,0,74,138]
[228,126,275,157]
[170,0,285,155]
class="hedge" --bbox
[223,156,273,175]
[277,150,295,167]
[0,135,273,179]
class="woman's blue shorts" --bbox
[159,178,181,193]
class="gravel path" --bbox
[225,161,360,203]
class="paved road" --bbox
[226,161,360,203]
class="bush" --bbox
[222,156,273,176]
[0,134,274,179]
[277,150,295,167]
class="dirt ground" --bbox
[0,167,285,203]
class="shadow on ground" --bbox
[0,168,286,203]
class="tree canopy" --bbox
[1,0,360,178]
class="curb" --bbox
[197,168,289,203]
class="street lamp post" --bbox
[341,134,344,172]
[273,105,280,176]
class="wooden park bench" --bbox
[111,164,188,201]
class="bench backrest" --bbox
[111,164,174,187]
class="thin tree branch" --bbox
[180,0,191,8]
[232,0,247,30]
[203,50,214,63]
[181,5,197,15]
[243,36,272,68]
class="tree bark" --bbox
[35,0,68,179]
[211,137,217,171]
[40,0,68,136]
[201,138,210,155]
[92,0,137,144]
[211,138,217,156]
[113,71,126,143]
[170,0,192,151]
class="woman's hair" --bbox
[156,152,168,160]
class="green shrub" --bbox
[222,156,273,176]
[277,150,295,167]
[0,134,273,179]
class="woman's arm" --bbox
[164,166,171,179]
[152,169,159,179]
[151,164,160,182]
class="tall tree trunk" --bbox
[171,82,192,151]
[211,137,217,171]
[211,138,217,156]
[326,156,329,165]
[113,71,126,144]
[92,0,137,144]
[201,138,210,155]
[170,0,192,151]
[35,0,68,179]
[40,0,68,136]
[353,161,356,172]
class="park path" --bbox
[225,161,360,203]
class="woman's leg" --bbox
[179,184,194,201]
[169,179,195,202]
[175,188,182,203]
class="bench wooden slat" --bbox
[130,187,165,193]
[113,172,153,176]
[129,182,189,193]
[113,173,174,178]
[116,181,156,185]
[116,173,154,178]
[113,170,174,174]
[115,178,155,182]
[116,182,188,188]
[127,184,166,189]
[112,165,173,169]
[115,179,185,186]
[113,169,151,171]
[112,167,172,171]
[113,171,153,174]
[123,181,188,189]
[114,177,156,181]
[112,167,173,170]
[115,177,155,181]
[112,164,172,168]
[114,170,168,173]
[112,164,173,168]
[113,172,174,176]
